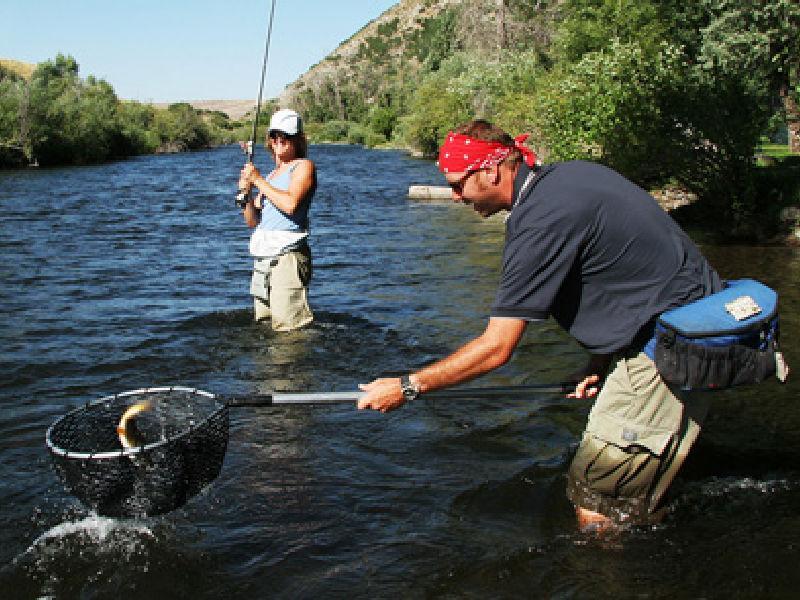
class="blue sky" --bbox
[0,0,398,102]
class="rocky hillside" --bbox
[279,0,501,113]
[278,0,463,109]
[276,0,554,125]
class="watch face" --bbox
[401,377,419,401]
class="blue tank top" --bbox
[257,161,311,232]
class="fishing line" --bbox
[236,0,278,207]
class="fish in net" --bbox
[46,387,229,517]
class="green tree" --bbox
[25,54,80,164]
[153,102,211,151]
[0,72,25,167]
[555,0,666,62]
[694,0,800,152]
[118,100,159,154]
[1,53,246,168]
[367,105,399,140]
[65,76,123,163]
[645,0,799,233]
[533,40,686,185]
[18,54,130,164]
[397,66,473,155]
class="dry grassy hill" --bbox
[188,99,255,120]
[0,58,36,79]
[151,99,256,120]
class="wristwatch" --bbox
[400,375,422,402]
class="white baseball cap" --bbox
[268,108,302,135]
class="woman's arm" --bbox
[240,159,316,215]
[242,195,261,228]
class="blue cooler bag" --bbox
[650,279,783,390]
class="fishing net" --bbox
[46,387,229,517]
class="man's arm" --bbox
[357,317,528,412]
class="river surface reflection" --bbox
[1,145,798,598]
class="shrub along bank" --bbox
[0,54,250,168]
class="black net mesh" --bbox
[46,387,229,517]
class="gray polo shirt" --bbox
[491,161,721,353]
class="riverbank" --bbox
[651,187,799,244]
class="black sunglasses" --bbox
[269,131,293,141]
[448,168,484,194]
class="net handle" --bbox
[223,383,572,407]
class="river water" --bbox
[1,145,799,598]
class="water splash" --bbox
[18,513,156,564]
[5,513,158,599]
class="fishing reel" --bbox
[235,187,253,209]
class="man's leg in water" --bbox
[566,351,709,529]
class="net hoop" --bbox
[45,386,222,460]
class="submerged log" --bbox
[408,185,453,200]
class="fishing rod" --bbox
[236,0,278,208]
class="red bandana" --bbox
[437,132,537,174]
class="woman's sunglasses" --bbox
[269,131,293,142]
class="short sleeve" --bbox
[490,223,582,320]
